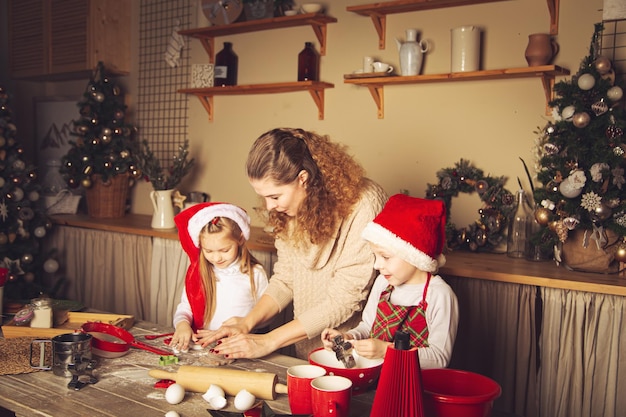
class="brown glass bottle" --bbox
[297,42,319,81]
[215,42,238,86]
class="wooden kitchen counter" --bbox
[0,319,374,416]
[50,213,625,296]
[50,213,276,253]
[441,250,626,296]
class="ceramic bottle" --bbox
[396,29,429,76]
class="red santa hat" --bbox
[362,194,447,272]
[185,202,251,248]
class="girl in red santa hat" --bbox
[322,194,459,369]
[170,202,268,353]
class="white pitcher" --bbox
[396,29,429,76]
[150,189,176,229]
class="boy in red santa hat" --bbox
[322,194,459,368]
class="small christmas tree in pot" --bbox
[60,62,141,218]
[532,24,626,273]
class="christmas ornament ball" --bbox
[594,56,612,75]
[535,207,551,225]
[572,112,591,128]
[561,105,576,121]
[43,259,60,274]
[577,73,596,90]
[81,177,92,188]
[34,226,46,238]
[615,243,626,263]
[591,204,612,221]
[24,272,35,283]
[607,86,624,102]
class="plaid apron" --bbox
[370,273,430,348]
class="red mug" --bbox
[311,375,353,417]
[287,364,327,414]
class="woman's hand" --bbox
[351,338,390,360]
[208,333,278,359]
[195,317,249,347]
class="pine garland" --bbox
[136,140,195,190]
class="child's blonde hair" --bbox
[197,216,261,327]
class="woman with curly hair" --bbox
[203,127,387,359]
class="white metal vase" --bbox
[396,29,429,76]
[150,189,176,229]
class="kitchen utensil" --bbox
[81,322,171,358]
[144,332,174,340]
[148,365,288,400]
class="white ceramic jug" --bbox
[396,29,429,76]
[150,189,176,229]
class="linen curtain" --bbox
[538,287,626,417]
[446,276,538,417]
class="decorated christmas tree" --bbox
[60,62,140,189]
[0,86,61,301]
[532,24,626,269]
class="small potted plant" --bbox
[136,140,195,229]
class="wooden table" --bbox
[0,319,374,416]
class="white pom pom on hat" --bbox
[362,194,447,272]
[187,202,251,248]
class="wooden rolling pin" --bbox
[148,365,288,400]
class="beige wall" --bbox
[3,0,604,228]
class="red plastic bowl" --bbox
[308,347,383,393]
[421,368,502,417]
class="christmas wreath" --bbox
[425,159,516,252]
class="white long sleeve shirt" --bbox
[173,261,268,330]
[347,273,459,369]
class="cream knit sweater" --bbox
[263,179,387,359]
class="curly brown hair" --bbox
[246,127,366,244]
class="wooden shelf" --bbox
[343,65,570,118]
[346,0,512,49]
[179,13,337,60]
[179,81,334,121]
[346,0,560,48]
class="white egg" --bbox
[202,384,226,401]
[165,383,186,405]
[234,389,256,411]
[207,396,227,410]
[164,412,180,417]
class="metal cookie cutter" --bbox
[332,335,356,368]
[67,355,98,390]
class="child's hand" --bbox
[171,322,194,353]
[350,338,391,360]
[321,328,342,350]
